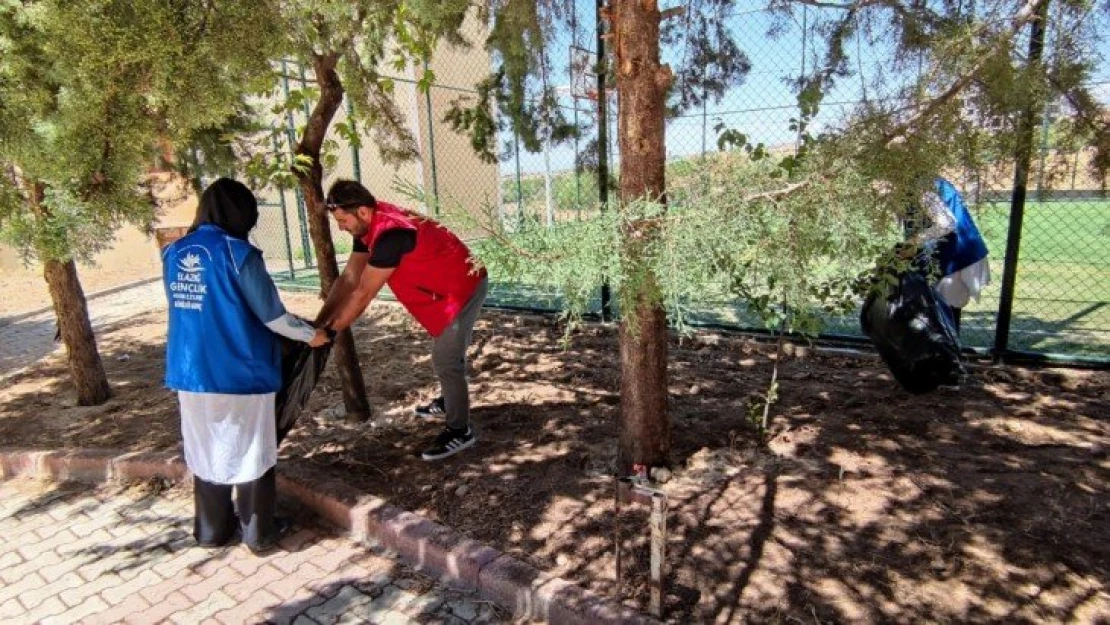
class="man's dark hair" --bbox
[326,180,376,212]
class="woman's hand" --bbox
[308,327,331,348]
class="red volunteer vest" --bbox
[360,202,486,337]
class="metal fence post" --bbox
[272,134,297,280]
[544,136,555,227]
[701,64,708,159]
[424,62,441,215]
[1036,103,1052,202]
[347,99,362,183]
[514,131,525,230]
[597,0,612,321]
[281,60,313,269]
[574,108,583,221]
[296,64,317,269]
[994,0,1050,360]
[796,5,808,153]
[571,10,584,220]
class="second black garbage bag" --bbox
[861,268,964,394]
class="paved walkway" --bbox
[0,478,507,624]
[0,281,515,623]
[0,280,167,381]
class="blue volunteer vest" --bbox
[933,178,989,276]
[163,224,281,394]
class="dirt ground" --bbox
[1,265,1107,623]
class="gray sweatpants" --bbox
[432,276,488,431]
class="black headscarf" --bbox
[191,178,259,240]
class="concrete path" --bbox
[0,280,166,381]
[0,478,507,624]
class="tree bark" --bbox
[296,53,371,422]
[613,0,670,473]
[24,179,112,406]
[43,259,112,406]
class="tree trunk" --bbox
[296,53,371,422]
[613,0,670,473]
[43,259,112,406]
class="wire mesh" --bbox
[259,2,1107,363]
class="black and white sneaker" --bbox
[415,397,446,419]
[421,427,476,461]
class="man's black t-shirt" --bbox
[352,228,416,268]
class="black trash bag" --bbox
[860,269,964,394]
[274,337,332,444]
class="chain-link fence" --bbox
[257,2,1108,365]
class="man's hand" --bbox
[315,251,370,327]
[326,265,395,332]
[308,327,331,348]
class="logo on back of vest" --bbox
[171,247,209,311]
[177,252,204,274]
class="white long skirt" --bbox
[937,257,991,309]
[178,391,277,485]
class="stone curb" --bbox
[0,448,654,625]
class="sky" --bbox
[488,1,1110,178]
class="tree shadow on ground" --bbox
[5,481,90,520]
[289,308,1108,623]
[4,480,221,581]
[2,300,1106,623]
[2,476,505,623]
[260,562,508,624]
[987,305,1110,355]
[640,341,1109,622]
[0,316,58,377]
[0,311,181,453]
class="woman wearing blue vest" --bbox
[907,177,991,333]
[163,178,329,554]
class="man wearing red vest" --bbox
[317,180,488,460]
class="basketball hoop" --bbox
[570,45,595,101]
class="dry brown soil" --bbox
[1,280,1107,623]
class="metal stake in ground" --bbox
[649,490,667,617]
[614,476,622,593]
[615,476,669,618]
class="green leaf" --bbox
[417,68,436,92]
[717,129,747,152]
